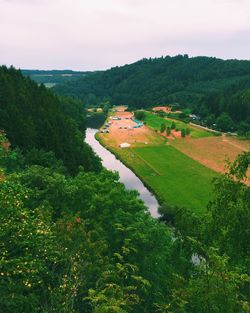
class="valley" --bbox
[97,107,250,213]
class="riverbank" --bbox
[95,131,165,207]
[86,128,160,218]
[96,129,216,215]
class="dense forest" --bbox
[0,66,249,312]
[53,55,250,134]
[0,66,101,174]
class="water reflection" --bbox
[85,128,160,218]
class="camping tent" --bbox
[119,142,131,148]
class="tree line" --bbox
[53,55,250,134]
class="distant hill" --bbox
[22,69,97,88]
[53,55,250,107]
[53,55,250,133]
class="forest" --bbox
[0,66,101,174]
[53,55,250,134]
[0,66,249,312]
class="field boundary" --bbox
[132,149,161,175]
[95,132,166,206]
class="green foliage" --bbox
[86,112,107,128]
[158,111,165,118]
[171,121,176,130]
[160,123,166,133]
[206,151,250,265]
[53,55,250,132]
[0,158,175,312]
[0,66,101,174]
[134,110,145,120]
[216,112,234,132]
[168,245,250,313]
[181,129,186,137]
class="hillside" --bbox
[0,66,101,174]
[53,55,250,134]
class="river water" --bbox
[85,128,160,218]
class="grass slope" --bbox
[131,145,217,213]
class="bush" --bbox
[134,110,145,120]
[160,123,166,133]
[171,122,176,130]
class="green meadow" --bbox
[143,111,214,138]
[129,145,217,214]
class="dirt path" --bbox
[190,122,221,134]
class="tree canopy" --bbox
[53,55,250,133]
[0,66,101,174]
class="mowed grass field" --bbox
[143,111,215,138]
[129,145,217,214]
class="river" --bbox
[85,128,160,218]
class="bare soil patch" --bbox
[114,112,133,119]
[171,130,182,139]
[103,125,154,147]
[153,106,171,113]
[100,114,164,147]
[113,105,127,112]
[173,136,250,184]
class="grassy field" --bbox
[97,110,230,214]
[100,138,217,214]
[132,146,216,213]
[143,111,214,138]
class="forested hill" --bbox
[0,65,101,174]
[53,55,250,105]
[53,55,250,127]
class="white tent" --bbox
[119,142,131,148]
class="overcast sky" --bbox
[0,0,250,70]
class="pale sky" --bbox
[0,0,250,70]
